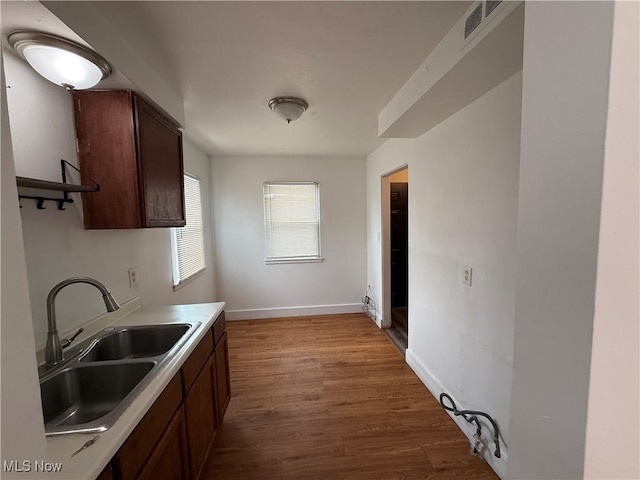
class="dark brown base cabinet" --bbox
[104,312,229,480]
[185,357,217,479]
[183,334,217,480]
[138,407,190,480]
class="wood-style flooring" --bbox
[202,313,498,480]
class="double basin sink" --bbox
[39,323,199,436]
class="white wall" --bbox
[507,3,615,479]
[584,1,639,477]
[3,49,217,348]
[211,155,366,319]
[367,71,522,477]
[1,55,47,479]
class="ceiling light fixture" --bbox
[268,96,309,124]
[8,31,112,91]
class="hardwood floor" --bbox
[201,314,498,480]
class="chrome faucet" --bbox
[45,277,120,366]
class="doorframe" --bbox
[381,164,408,329]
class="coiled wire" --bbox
[439,392,501,458]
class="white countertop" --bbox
[44,300,226,480]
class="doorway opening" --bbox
[382,167,409,353]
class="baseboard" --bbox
[225,303,363,320]
[405,349,508,479]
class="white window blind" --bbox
[263,182,321,263]
[172,174,205,287]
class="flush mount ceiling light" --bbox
[268,96,309,124]
[8,31,112,90]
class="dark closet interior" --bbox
[390,182,408,349]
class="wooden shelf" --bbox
[16,176,99,193]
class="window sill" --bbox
[264,257,324,265]
[173,268,206,291]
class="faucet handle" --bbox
[61,327,84,349]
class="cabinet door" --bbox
[215,332,231,422]
[138,406,189,480]
[73,90,141,229]
[184,355,217,480]
[116,375,182,480]
[135,96,185,227]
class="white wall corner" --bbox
[508,2,615,479]
[583,1,640,477]
[211,155,367,314]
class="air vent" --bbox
[464,3,483,39]
[485,0,502,17]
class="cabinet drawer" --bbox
[181,333,213,394]
[116,374,182,480]
[212,311,226,345]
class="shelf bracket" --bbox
[17,160,99,210]
[18,195,68,210]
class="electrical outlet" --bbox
[128,268,137,288]
[463,265,472,286]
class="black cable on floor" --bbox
[439,392,501,458]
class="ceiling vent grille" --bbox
[486,0,502,17]
[464,3,483,39]
[463,1,506,41]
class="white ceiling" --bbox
[3,1,470,157]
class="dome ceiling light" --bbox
[268,96,309,124]
[8,31,112,91]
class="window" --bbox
[171,173,205,287]
[263,182,322,264]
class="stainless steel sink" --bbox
[80,325,191,362]
[39,322,199,436]
[41,362,154,434]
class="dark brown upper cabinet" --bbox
[73,90,186,229]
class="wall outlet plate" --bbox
[463,265,473,286]
[128,268,137,288]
